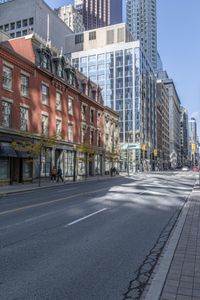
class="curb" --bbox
[0,175,123,197]
[142,182,197,300]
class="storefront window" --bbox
[64,151,74,177]
[0,158,9,180]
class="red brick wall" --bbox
[0,44,105,148]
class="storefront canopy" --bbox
[0,143,17,157]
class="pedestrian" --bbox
[50,165,57,182]
[57,166,64,183]
[113,167,116,176]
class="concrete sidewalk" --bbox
[0,175,120,196]
[144,182,200,300]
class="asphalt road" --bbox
[0,172,197,300]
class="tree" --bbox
[77,143,95,179]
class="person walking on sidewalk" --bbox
[57,166,64,183]
[50,166,57,182]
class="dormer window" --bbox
[42,54,49,69]
[91,90,96,101]
[57,63,63,78]
[82,83,86,94]
[37,48,51,71]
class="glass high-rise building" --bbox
[69,24,157,171]
[74,0,122,30]
[126,0,157,69]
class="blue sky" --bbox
[46,0,200,133]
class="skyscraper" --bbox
[126,0,157,69]
[189,117,198,167]
[74,0,122,30]
[55,4,85,33]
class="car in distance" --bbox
[192,167,199,172]
[182,166,189,171]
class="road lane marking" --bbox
[64,208,108,227]
[0,187,109,216]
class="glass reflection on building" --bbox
[72,46,156,171]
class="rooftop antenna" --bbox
[60,47,63,57]
[47,14,50,43]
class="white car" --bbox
[182,167,189,171]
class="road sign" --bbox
[154,149,158,157]
[121,143,140,150]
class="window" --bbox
[29,18,34,25]
[2,101,11,128]
[16,21,21,29]
[90,128,94,144]
[56,119,62,135]
[21,74,29,97]
[98,132,101,147]
[68,96,73,115]
[90,109,94,123]
[42,114,48,135]
[81,125,86,143]
[42,54,49,69]
[0,25,3,31]
[23,19,28,27]
[89,31,96,40]
[22,29,27,36]
[3,65,12,91]
[56,92,62,110]
[97,112,101,127]
[68,123,73,142]
[10,22,15,30]
[41,84,49,105]
[10,33,15,38]
[16,31,21,37]
[81,104,87,120]
[107,29,114,44]
[75,33,84,44]
[20,107,28,131]
[4,24,9,31]
[117,28,124,43]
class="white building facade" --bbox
[55,4,85,33]
[125,0,157,70]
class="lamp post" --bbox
[127,132,132,176]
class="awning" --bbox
[15,151,30,158]
[0,143,17,157]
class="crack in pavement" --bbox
[122,193,191,300]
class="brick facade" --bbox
[0,34,119,184]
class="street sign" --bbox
[121,143,140,150]
[128,143,141,150]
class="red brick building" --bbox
[0,34,119,184]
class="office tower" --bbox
[55,4,85,33]
[126,0,157,69]
[66,24,157,172]
[163,79,181,169]
[156,80,170,170]
[0,0,72,50]
[180,107,189,166]
[74,0,122,30]
[189,117,198,167]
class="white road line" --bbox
[65,208,108,227]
